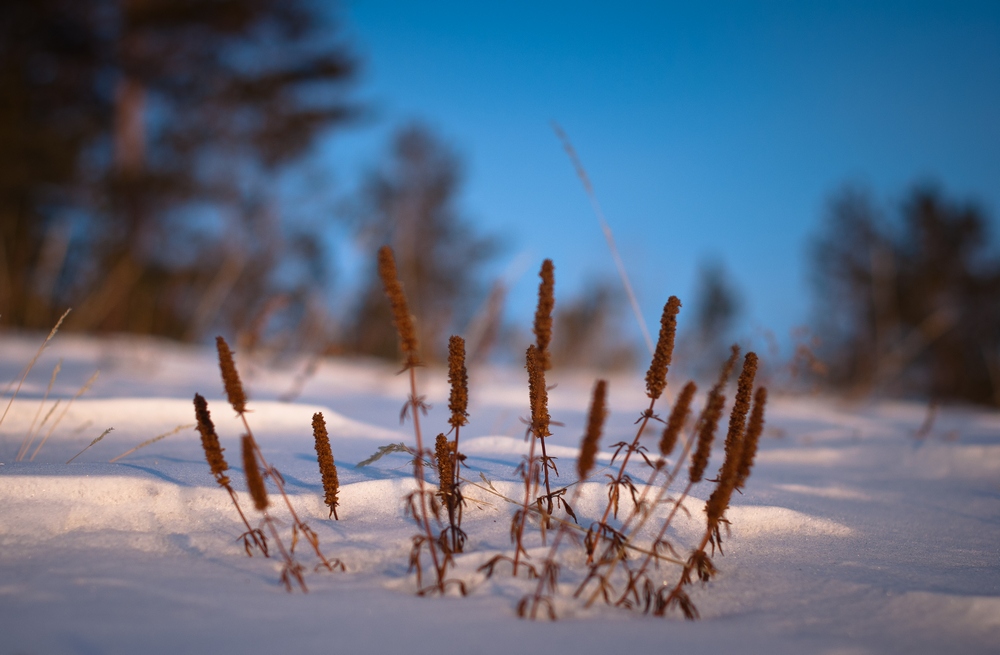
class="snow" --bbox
[1,333,998,654]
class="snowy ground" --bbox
[1,333,998,655]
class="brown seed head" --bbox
[735,387,767,490]
[718,352,759,484]
[526,345,551,438]
[447,335,469,429]
[312,412,340,518]
[645,296,681,400]
[660,381,696,458]
[241,435,268,511]
[435,433,455,499]
[194,393,229,486]
[577,379,608,480]
[689,346,740,484]
[216,336,247,415]
[377,245,420,367]
[533,259,555,371]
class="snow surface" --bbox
[1,333,998,654]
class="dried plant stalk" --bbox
[645,297,681,400]
[313,412,340,520]
[533,259,555,371]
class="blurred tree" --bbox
[345,124,497,362]
[681,259,742,378]
[549,281,637,371]
[0,0,357,339]
[812,185,1000,405]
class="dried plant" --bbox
[444,335,469,552]
[585,298,683,568]
[312,412,341,520]
[190,394,268,556]
[378,245,460,596]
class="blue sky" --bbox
[321,0,1000,352]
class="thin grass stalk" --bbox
[551,123,655,355]
[1,308,70,432]
[30,369,99,461]
[109,423,194,464]
[16,358,62,461]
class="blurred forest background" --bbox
[1,0,999,407]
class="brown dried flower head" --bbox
[689,346,740,484]
[718,352,759,484]
[577,379,608,480]
[216,336,247,414]
[377,245,420,367]
[526,345,551,438]
[435,433,455,499]
[241,435,268,512]
[660,381,696,458]
[645,296,681,400]
[447,335,469,429]
[533,259,555,371]
[735,387,767,490]
[312,412,340,519]
[194,393,229,486]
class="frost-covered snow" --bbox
[1,334,998,654]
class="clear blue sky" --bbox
[321,0,1000,351]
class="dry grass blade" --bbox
[0,308,70,431]
[30,369,100,462]
[109,424,194,464]
[551,123,654,355]
[16,358,62,461]
[66,427,113,464]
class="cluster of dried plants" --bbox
[193,336,344,592]
[371,245,768,620]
